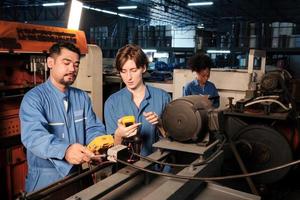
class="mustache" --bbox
[64,73,76,76]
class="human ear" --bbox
[142,65,147,73]
[47,57,54,70]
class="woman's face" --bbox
[120,59,146,91]
[196,68,210,86]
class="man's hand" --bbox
[65,143,95,165]
[114,118,141,145]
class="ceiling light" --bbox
[188,2,214,6]
[67,0,83,30]
[207,50,230,54]
[42,2,65,7]
[83,5,145,20]
[142,49,157,53]
[117,6,137,10]
[197,24,205,29]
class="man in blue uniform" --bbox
[20,42,106,192]
[104,44,171,156]
[183,53,220,108]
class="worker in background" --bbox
[20,42,106,193]
[104,44,171,156]
[183,53,220,108]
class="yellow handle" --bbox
[87,135,114,152]
[121,115,135,127]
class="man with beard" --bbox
[20,42,106,193]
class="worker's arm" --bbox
[20,93,69,161]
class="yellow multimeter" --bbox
[121,115,135,127]
[87,135,114,152]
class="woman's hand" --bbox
[143,111,159,125]
[143,111,168,137]
[114,118,141,145]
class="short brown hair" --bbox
[115,44,148,72]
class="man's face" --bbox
[119,59,146,91]
[196,68,210,86]
[47,48,80,88]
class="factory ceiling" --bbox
[1,0,300,28]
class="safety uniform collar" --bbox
[194,79,206,88]
[123,85,151,101]
[46,79,69,100]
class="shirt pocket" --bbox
[74,109,85,124]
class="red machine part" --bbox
[0,145,27,200]
[0,100,21,138]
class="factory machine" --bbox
[221,68,300,189]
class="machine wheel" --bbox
[232,125,293,184]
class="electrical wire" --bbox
[129,137,226,168]
[254,95,279,100]
[116,157,300,181]
[245,99,290,111]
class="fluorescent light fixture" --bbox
[207,50,231,54]
[42,2,65,7]
[188,2,214,6]
[118,6,137,10]
[83,5,145,20]
[101,10,118,15]
[67,0,83,30]
[142,49,157,53]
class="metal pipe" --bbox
[21,161,114,200]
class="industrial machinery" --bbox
[221,67,300,194]
[19,95,263,200]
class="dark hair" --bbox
[188,53,214,72]
[48,42,81,58]
[115,44,148,72]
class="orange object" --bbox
[0,20,88,54]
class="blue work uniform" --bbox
[104,85,171,156]
[20,79,106,192]
[183,79,220,108]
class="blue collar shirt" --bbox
[183,79,220,108]
[20,79,106,192]
[104,85,171,156]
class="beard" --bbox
[59,73,77,86]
